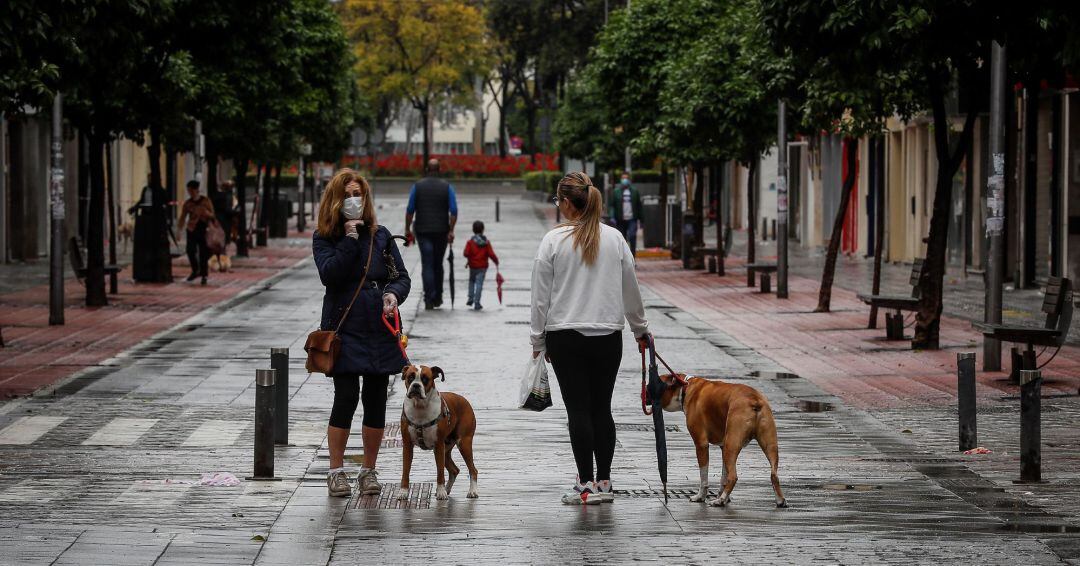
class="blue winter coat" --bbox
[313,226,411,376]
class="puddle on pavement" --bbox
[749,371,801,380]
[997,523,1080,534]
[795,400,834,412]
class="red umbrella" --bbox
[496,268,505,304]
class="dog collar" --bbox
[402,397,450,450]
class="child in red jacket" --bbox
[463,220,499,310]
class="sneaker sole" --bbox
[361,486,382,496]
[328,489,352,497]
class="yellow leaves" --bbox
[340,0,490,104]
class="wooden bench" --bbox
[69,237,121,291]
[857,259,923,340]
[745,262,778,293]
[974,276,1073,383]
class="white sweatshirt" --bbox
[530,223,649,350]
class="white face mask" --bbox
[342,196,364,220]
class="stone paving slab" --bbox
[0,192,1076,564]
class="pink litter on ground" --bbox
[963,447,992,455]
[197,472,242,486]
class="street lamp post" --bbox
[984,42,1007,371]
[777,100,788,299]
[49,94,66,326]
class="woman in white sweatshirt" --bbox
[530,171,650,505]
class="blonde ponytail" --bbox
[557,172,602,265]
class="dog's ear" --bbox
[401,365,412,380]
[431,366,445,382]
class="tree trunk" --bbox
[420,104,431,165]
[815,137,859,313]
[86,133,108,306]
[747,159,757,267]
[206,139,218,194]
[869,135,886,328]
[693,163,705,246]
[272,164,282,238]
[496,81,508,158]
[147,125,162,195]
[235,158,249,257]
[105,142,118,294]
[659,161,669,247]
[913,72,979,349]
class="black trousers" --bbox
[186,222,210,277]
[329,374,390,429]
[547,329,622,483]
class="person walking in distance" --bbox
[404,159,458,310]
[463,220,499,311]
[608,172,643,256]
[531,172,651,505]
[177,180,215,285]
[313,169,411,498]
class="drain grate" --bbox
[614,423,680,432]
[613,488,712,499]
[352,482,433,509]
[795,400,833,412]
[816,483,883,491]
[505,321,531,325]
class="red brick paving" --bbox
[637,255,1080,409]
[0,234,312,398]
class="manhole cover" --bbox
[794,400,833,412]
[613,423,680,432]
[352,482,433,509]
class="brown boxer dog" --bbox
[399,364,478,500]
[659,374,786,508]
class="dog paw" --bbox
[776,499,788,508]
[689,493,706,503]
[708,496,728,507]
[466,489,479,499]
[436,486,448,500]
[396,489,410,501]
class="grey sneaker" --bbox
[357,468,382,495]
[327,470,352,497]
[594,480,615,503]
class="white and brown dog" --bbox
[399,364,478,500]
[659,374,787,508]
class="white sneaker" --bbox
[357,468,382,495]
[561,477,601,505]
[593,480,615,503]
[327,470,352,497]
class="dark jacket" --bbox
[313,225,411,376]
[608,184,643,222]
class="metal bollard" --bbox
[956,352,977,451]
[496,198,500,222]
[1019,369,1041,483]
[271,348,289,445]
[771,219,777,241]
[253,369,276,479]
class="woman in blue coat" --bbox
[313,169,410,498]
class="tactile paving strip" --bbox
[352,482,433,509]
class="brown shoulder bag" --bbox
[305,235,375,374]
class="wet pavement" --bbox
[0,190,1078,564]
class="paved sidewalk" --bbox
[0,236,311,398]
[0,193,1077,564]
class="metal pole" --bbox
[193,120,203,184]
[253,368,276,479]
[956,352,977,451]
[1018,369,1041,482]
[777,101,788,298]
[296,156,305,232]
[49,95,66,326]
[495,197,500,222]
[270,348,289,445]
[984,42,1007,371]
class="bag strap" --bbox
[333,233,376,333]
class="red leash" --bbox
[382,308,409,363]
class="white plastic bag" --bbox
[519,356,553,411]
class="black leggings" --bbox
[547,330,622,483]
[329,374,389,429]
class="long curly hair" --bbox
[317,168,377,238]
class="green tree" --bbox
[342,0,491,164]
